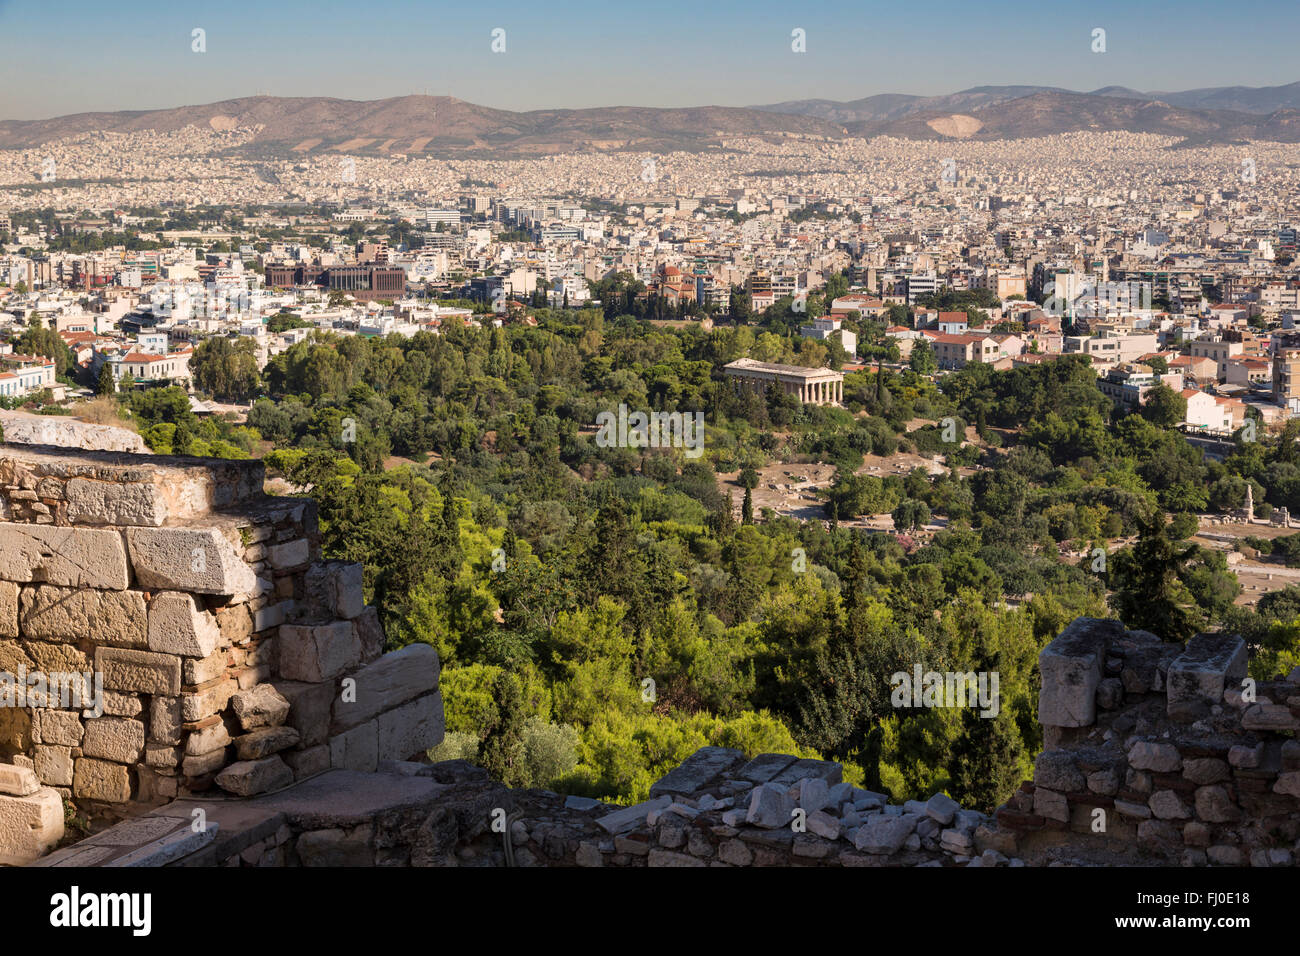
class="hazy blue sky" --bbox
[2,0,1298,119]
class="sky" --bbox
[2,0,1299,120]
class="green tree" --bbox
[479,670,528,787]
[95,363,117,396]
[1141,382,1187,427]
[909,338,937,375]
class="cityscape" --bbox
[1,0,1298,928]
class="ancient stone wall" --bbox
[0,444,443,864]
[997,618,1300,866]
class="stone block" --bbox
[72,758,132,802]
[1038,617,1121,727]
[184,721,232,756]
[64,477,165,526]
[148,591,222,658]
[184,648,231,686]
[0,523,130,589]
[180,678,237,722]
[283,744,331,780]
[81,717,145,764]
[32,710,83,748]
[853,814,917,854]
[0,763,39,796]
[278,621,359,683]
[21,586,147,647]
[96,647,181,695]
[306,561,365,620]
[149,696,181,745]
[0,581,17,638]
[235,725,300,761]
[331,642,441,733]
[745,782,796,828]
[273,680,335,747]
[101,692,143,718]
[230,683,292,731]
[1167,632,1248,720]
[353,605,385,663]
[268,539,310,571]
[125,527,256,596]
[0,787,63,865]
[376,692,443,762]
[329,721,378,772]
[1128,741,1182,773]
[214,756,293,797]
[33,747,73,787]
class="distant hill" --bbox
[5,82,1300,154]
[843,91,1300,144]
[0,95,846,155]
[755,81,1300,122]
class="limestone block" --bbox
[745,782,796,828]
[181,748,227,778]
[353,605,385,663]
[235,725,300,761]
[148,591,222,658]
[0,763,39,796]
[272,680,335,747]
[21,586,147,647]
[268,539,310,571]
[1167,632,1247,720]
[278,621,359,683]
[230,683,291,731]
[0,523,130,589]
[184,721,232,756]
[853,814,917,854]
[1038,617,1121,727]
[81,717,145,764]
[0,787,63,865]
[1242,703,1300,732]
[64,477,165,526]
[329,721,378,772]
[283,745,330,780]
[0,581,16,638]
[330,642,440,732]
[306,561,365,620]
[72,758,132,802]
[125,527,256,596]
[1128,741,1182,773]
[33,746,73,787]
[33,710,83,747]
[376,692,443,762]
[149,696,181,745]
[180,678,237,722]
[102,692,143,718]
[214,755,293,797]
[96,647,181,695]
[183,648,231,686]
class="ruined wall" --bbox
[996,618,1300,867]
[0,443,443,864]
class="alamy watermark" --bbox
[0,667,104,717]
[595,403,705,459]
[890,664,1000,717]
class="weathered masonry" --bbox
[723,358,843,406]
[0,444,443,864]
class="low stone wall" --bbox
[995,618,1300,866]
[0,444,444,864]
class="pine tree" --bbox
[96,363,116,396]
[479,671,529,787]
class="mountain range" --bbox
[4,82,1300,155]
